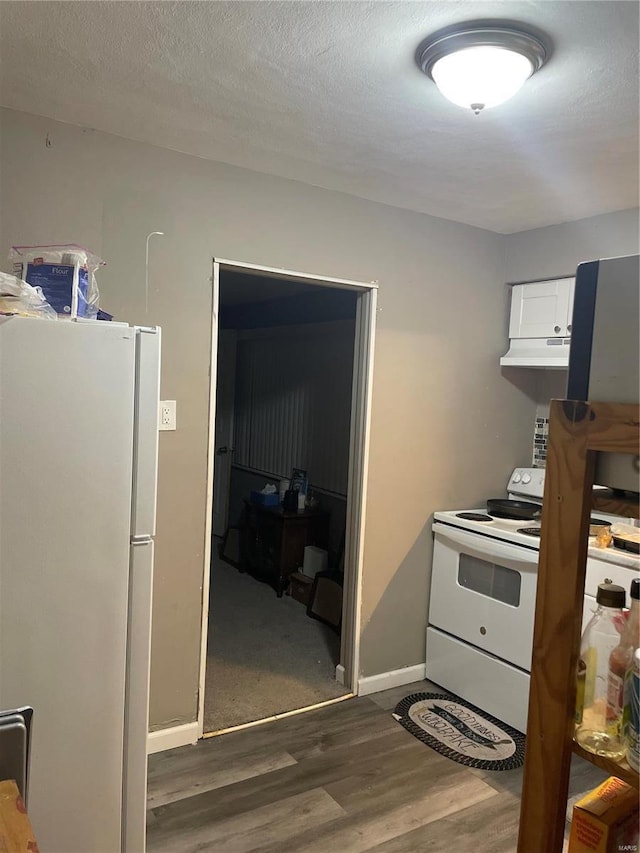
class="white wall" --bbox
[1,108,538,729]
[505,208,639,283]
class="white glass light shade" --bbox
[431,45,534,112]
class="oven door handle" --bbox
[433,523,539,568]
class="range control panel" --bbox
[507,467,546,500]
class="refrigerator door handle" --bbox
[122,539,154,853]
[131,328,161,538]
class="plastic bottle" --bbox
[608,578,640,740]
[626,647,640,772]
[575,582,627,760]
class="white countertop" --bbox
[587,541,640,571]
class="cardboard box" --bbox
[288,571,313,606]
[568,776,639,853]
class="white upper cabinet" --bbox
[508,277,575,339]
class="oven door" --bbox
[429,522,538,671]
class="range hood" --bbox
[500,336,570,369]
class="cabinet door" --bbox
[565,277,575,336]
[508,279,574,339]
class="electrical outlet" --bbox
[159,400,177,431]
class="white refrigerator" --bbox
[0,315,161,852]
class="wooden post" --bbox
[517,400,596,852]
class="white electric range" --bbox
[425,467,640,734]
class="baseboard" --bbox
[357,663,426,697]
[147,721,199,755]
[335,664,345,685]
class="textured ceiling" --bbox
[0,1,638,233]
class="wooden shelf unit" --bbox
[517,399,640,853]
[571,741,638,788]
[592,489,640,518]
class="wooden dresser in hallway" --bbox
[147,681,607,852]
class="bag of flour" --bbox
[10,244,104,318]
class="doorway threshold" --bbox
[203,692,355,739]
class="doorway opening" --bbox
[199,260,377,736]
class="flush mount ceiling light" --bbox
[416,23,548,114]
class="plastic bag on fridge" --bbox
[10,244,105,318]
[0,272,57,319]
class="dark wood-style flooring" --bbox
[147,680,607,852]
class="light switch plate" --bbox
[159,400,177,431]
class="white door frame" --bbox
[197,258,378,737]
[211,329,237,538]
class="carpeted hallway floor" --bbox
[204,548,348,733]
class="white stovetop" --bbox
[433,509,640,571]
[434,509,541,548]
[433,467,640,570]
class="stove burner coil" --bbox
[517,527,542,537]
[456,512,493,521]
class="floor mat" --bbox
[393,692,526,771]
